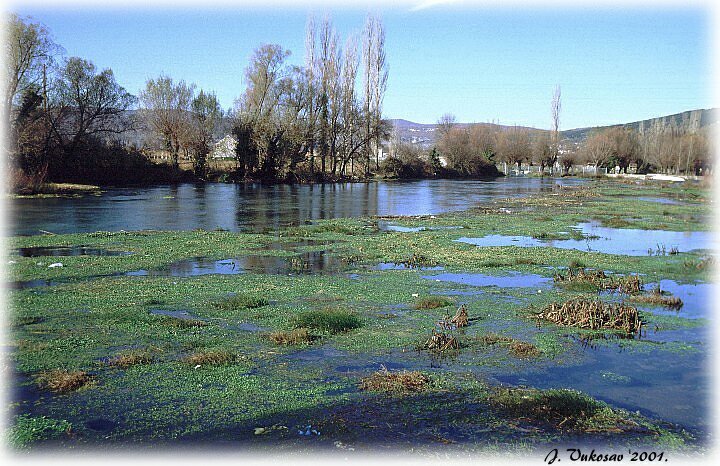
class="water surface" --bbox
[11,178,584,236]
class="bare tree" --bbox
[362,14,388,173]
[437,113,456,137]
[497,126,532,173]
[139,75,195,169]
[550,85,561,174]
[50,57,136,163]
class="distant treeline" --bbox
[4,14,710,193]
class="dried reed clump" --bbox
[422,329,460,352]
[628,286,683,310]
[183,350,234,366]
[108,350,154,368]
[508,341,542,358]
[553,268,642,294]
[477,333,542,358]
[268,328,314,345]
[36,370,92,393]
[536,299,643,335]
[401,253,436,269]
[438,305,469,329]
[359,367,430,393]
[478,333,514,345]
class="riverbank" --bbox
[5,179,712,454]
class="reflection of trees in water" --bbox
[234,183,381,232]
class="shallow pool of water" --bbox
[12,246,133,257]
[422,272,552,288]
[457,221,715,256]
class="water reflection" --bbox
[457,221,715,256]
[11,178,585,236]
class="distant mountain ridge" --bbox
[390,108,719,148]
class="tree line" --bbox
[4,13,390,190]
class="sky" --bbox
[7,1,716,130]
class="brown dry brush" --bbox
[438,305,469,329]
[477,333,542,358]
[268,327,314,345]
[108,349,154,368]
[553,268,642,294]
[535,299,643,335]
[423,329,460,352]
[36,370,92,393]
[359,366,430,393]
[628,286,683,309]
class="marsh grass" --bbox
[628,286,683,309]
[268,327,315,345]
[488,387,646,433]
[212,293,269,310]
[413,296,454,310]
[293,309,362,334]
[553,268,642,294]
[108,349,155,368]
[359,367,430,393]
[182,350,235,366]
[36,370,92,393]
[477,332,541,358]
[159,316,207,328]
[535,299,642,335]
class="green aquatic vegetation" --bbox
[9,415,73,449]
[212,292,269,310]
[293,309,362,334]
[488,387,657,434]
[412,295,454,310]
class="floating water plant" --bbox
[359,367,430,393]
[535,299,643,335]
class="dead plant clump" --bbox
[508,341,542,358]
[36,370,92,393]
[438,305,469,329]
[359,367,430,393]
[478,332,513,345]
[628,286,683,309]
[478,333,542,358]
[183,350,235,366]
[553,268,642,294]
[268,328,314,345]
[422,329,460,352]
[108,350,154,368]
[536,299,643,335]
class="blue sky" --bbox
[9,2,714,130]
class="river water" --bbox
[10,178,584,236]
